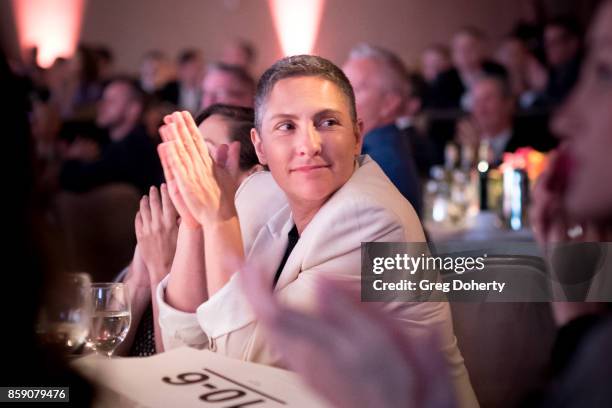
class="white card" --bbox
[73,347,330,408]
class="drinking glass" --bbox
[89,283,131,357]
[37,273,92,355]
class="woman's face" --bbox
[198,114,232,160]
[553,2,612,221]
[198,114,255,184]
[252,76,362,206]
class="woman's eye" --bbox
[277,122,295,131]
[320,118,339,128]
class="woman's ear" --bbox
[251,128,267,165]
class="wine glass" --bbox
[89,283,131,357]
[37,273,92,355]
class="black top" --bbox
[273,225,300,287]
[129,303,156,357]
[60,125,163,194]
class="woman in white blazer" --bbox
[155,55,477,407]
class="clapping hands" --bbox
[157,111,242,228]
[135,184,179,283]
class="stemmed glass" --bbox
[37,273,92,355]
[89,283,131,357]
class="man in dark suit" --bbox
[60,78,163,193]
[542,17,583,106]
[157,49,204,113]
[456,75,556,165]
[428,27,508,111]
[396,74,436,179]
[343,44,422,215]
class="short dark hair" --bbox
[546,16,583,39]
[194,104,260,171]
[475,74,513,99]
[254,55,357,132]
[106,75,147,107]
[207,62,256,92]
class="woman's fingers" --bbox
[215,144,229,168]
[134,211,143,238]
[160,183,178,223]
[173,112,201,171]
[159,124,171,143]
[140,195,151,230]
[167,123,195,177]
[182,110,213,168]
[149,186,162,228]
[158,142,175,182]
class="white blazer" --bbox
[157,155,478,407]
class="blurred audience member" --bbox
[343,44,422,215]
[200,62,255,110]
[49,45,103,120]
[420,44,454,109]
[542,17,584,106]
[432,27,507,110]
[195,104,263,176]
[396,73,436,178]
[496,35,548,108]
[120,104,263,356]
[143,99,176,141]
[60,77,163,193]
[456,75,554,165]
[158,49,204,113]
[140,50,174,95]
[220,38,257,72]
[420,44,452,84]
[94,45,115,84]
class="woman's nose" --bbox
[297,124,322,156]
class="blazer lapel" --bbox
[273,158,365,291]
[245,204,293,287]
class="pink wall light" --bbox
[12,0,86,68]
[268,0,326,56]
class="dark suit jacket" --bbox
[156,81,180,106]
[506,114,558,154]
[361,124,422,215]
[400,125,436,178]
[425,61,508,110]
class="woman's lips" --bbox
[290,164,330,173]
